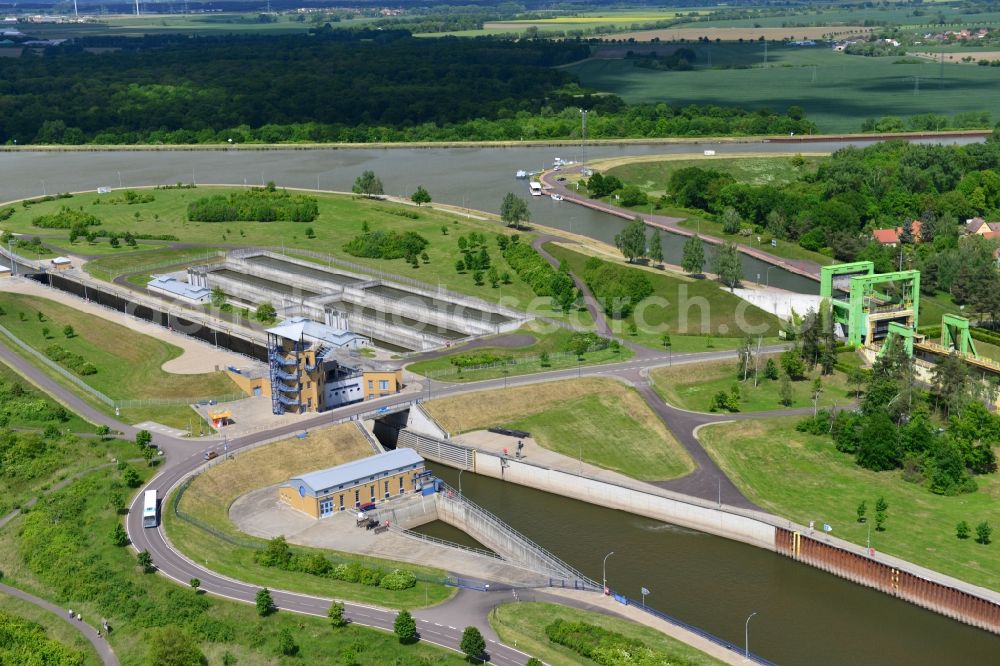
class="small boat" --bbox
[529,181,543,196]
[553,157,564,167]
[515,170,528,179]
[550,193,563,201]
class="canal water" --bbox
[0,137,980,295]
[421,466,1000,666]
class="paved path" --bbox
[540,166,823,281]
[0,583,119,666]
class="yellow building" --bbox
[363,369,403,400]
[279,449,426,518]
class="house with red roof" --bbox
[873,220,922,247]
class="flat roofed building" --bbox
[279,449,426,518]
[147,275,212,305]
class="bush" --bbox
[32,206,101,229]
[342,230,428,260]
[187,187,318,222]
[394,610,417,644]
[582,257,653,319]
[956,521,970,539]
[503,241,576,309]
[380,569,417,590]
[43,345,98,377]
[544,619,654,666]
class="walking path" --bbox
[0,583,119,666]
[540,166,823,281]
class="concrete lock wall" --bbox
[473,450,777,550]
[341,286,497,336]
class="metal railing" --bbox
[390,524,503,562]
[437,480,597,588]
[84,249,224,281]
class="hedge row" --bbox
[545,618,696,666]
[31,206,102,229]
[187,187,318,223]
[343,230,428,260]
[254,536,417,590]
[44,345,97,376]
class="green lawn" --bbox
[0,465,466,665]
[605,155,825,197]
[675,214,836,266]
[407,325,632,382]
[507,393,693,480]
[0,596,101,666]
[652,352,859,413]
[566,46,1000,133]
[0,293,240,429]
[0,358,92,432]
[546,243,782,347]
[424,377,694,480]
[82,246,223,281]
[698,417,1000,592]
[489,602,724,666]
[2,187,549,310]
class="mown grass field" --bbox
[406,325,631,381]
[0,596,101,666]
[423,377,694,480]
[605,155,824,197]
[651,352,860,413]
[0,464,466,665]
[546,243,782,348]
[0,293,239,428]
[698,417,1000,592]
[169,424,455,608]
[490,602,724,666]
[2,187,554,310]
[567,45,1000,133]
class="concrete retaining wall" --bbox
[405,405,449,439]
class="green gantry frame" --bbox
[941,313,979,358]
[820,262,920,348]
[878,321,916,358]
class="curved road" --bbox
[0,582,119,666]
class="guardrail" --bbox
[437,480,597,588]
[618,593,779,666]
[390,524,503,562]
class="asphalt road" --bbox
[1,285,787,663]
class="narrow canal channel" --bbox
[417,466,1000,665]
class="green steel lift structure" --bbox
[820,261,920,348]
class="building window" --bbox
[319,499,333,517]
[339,494,345,511]
[384,480,389,498]
[368,380,374,391]
[370,485,376,502]
[379,379,389,391]
[399,477,405,495]
[354,489,360,508]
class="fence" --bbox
[84,250,224,282]
[0,319,246,411]
[390,524,503,563]
[617,594,779,666]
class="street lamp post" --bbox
[745,611,758,658]
[765,265,776,288]
[579,109,588,174]
[458,468,464,497]
[602,551,614,594]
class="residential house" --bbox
[873,220,922,247]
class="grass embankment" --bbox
[0,293,240,429]
[698,417,1000,591]
[0,463,466,665]
[168,423,455,608]
[546,243,782,350]
[83,246,222,281]
[490,602,724,666]
[0,595,102,666]
[2,187,557,312]
[0,358,92,432]
[407,325,633,382]
[424,377,693,481]
[652,352,860,413]
[566,44,1000,133]
[605,155,825,196]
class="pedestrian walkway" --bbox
[0,583,119,666]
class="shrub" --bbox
[380,569,417,590]
[343,230,428,259]
[187,187,318,222]
[582,257,653,319]
[394,610,417,644]
[255,588,275,616]
[32,206,101,229]
[358,567,383,587]
[956,521,970,539]
[976,521,992,545]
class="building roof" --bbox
[873,220,922,245]
[147,275,211,300]
[267,316,361,348]
[51,256,71,265]
[290,449,424,496]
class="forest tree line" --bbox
[0,30,812,145]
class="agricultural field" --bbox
[671,6,1000,30]
[609,26,869,42]
[423,377,694,481]
[168,423,456,608]
[698,417,1000,592]
[0,293,240,429]
[567,44,1000,133]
